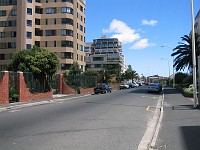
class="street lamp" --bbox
[161,46,175,88]
[161,58,170,78]
[190,0,198,108]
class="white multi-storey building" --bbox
[85,37,126,73]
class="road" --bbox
[0,86,161,150]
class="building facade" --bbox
[0,0,86,73]
[195,9,200,34]
[85,37,127,73]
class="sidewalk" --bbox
[0,93,92,112]
[151,87,200,150]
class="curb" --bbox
[0,93,92,112]
[137,95,163,150]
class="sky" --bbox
[85,0,200,77]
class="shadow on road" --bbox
[163,88,180,94]
[172,105,195,110]
[180,126,200,150]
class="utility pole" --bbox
[190,0,198,108]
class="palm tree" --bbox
[171,34,200,72]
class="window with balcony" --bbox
[61,64,71,70]
[61,41,73,47]
[93,57,103,61]
[0,54,5,60]
[46,8,56,14]
[45,30,56,36]
[61,7,73,14]
[61,52,73,59]
[0,32,5,38]
[61,29,73,36]
[11,31,16,37]
[61,18,73,25]
[0,10,6,16]
[62,0,73,3]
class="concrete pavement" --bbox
[150,87,200,150]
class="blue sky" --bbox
[85,0,200,77]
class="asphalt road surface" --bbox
[0,86,161,150]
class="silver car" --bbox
[147,83,162,93]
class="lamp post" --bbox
[161,58,170,78]
[161,46,175,88]
[190,0,198,108]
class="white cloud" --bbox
[103,19,140,44]
[130,39,156,50]
[103,19,156,50]
[142,19,158,26]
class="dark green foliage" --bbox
[171,34,200,72]
[8,45,59,80]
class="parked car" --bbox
[119,84,130,90]
[94,84,112,94]
[147,83,162,93]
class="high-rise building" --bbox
[0,0,86,73]
[85,37,127,73]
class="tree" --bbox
[171,34,200,72]
[124,65,138,82]
[68,62,82,76]
[8,46,59,80]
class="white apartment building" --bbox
[85,37,127,73]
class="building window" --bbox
[93,57,104,61]
[27,0,32,3]
[54,41,56,47]
[61,7,73,14]
[0,0,17,6]
[35,41,40,47]
[61,64,72,70]
[62,0,73,3]
[35,19,40,25]
[61,52,73,59]
[45,41,48,47]
[0,10,6,16]
[0,54,5,60]
[61,41,73,47]
[45,19,48,25]
[46,30,56,36]
[80,45,84,51]
[46,8,56,14]
[61,29,73,36]
[0,20,16,27]
[27,32,32,39]
[54,18,56,24]
[27,20,32,26]
[27,8,32,15]
[26,44,32,49]
[0,32,5,38]
[77,54,78,60]
[61,18,73,25]
[8,42,16,48]
[11,31,16,37]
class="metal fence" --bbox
[64,75,97,89]
[23,72,50,93]
[9,72,18,102]
[0,71,2,81]
[48,74,59,94]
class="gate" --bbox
[49,74,59,94]
[9,72,18,103]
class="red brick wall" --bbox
[0,71,9,104]
[62,81,77,94]
[80,88,94,94]
[18,72,53,102]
